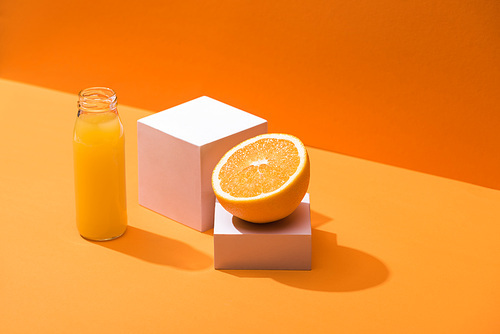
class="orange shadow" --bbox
[310,209,333,228]
[221,230,389,292]
[216,209,389,291]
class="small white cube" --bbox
[138,96,267,232]
[214,194,312,270]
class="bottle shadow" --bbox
[221,210,390,292]
[91,226,212,270]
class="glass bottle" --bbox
[73,87,127,240]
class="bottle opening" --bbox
[78,87,117,113]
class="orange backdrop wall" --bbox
[2,0,499,189]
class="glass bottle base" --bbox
[80,227,127,242]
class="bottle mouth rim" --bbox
[78,87,117,112]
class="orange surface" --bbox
[1,0,500,189]
[1,79,500,333]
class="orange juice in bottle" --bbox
[73,87,127,240]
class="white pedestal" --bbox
[138,96,267,232]
[214,194,312,270]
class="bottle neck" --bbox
[78,87,117,115]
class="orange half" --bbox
[212,133,310,223]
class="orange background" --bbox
[2,0,500,188]
[2,1,500,332]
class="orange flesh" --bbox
[219,138,300,197]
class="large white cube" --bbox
[138,96,267,232]
[214,194,312,270]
